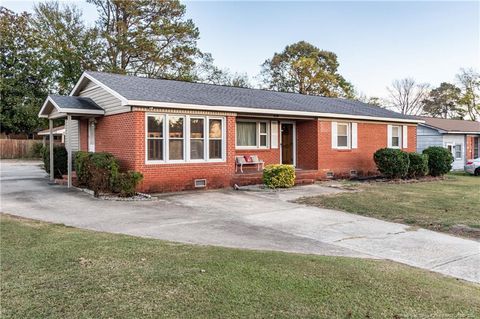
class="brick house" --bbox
[39,71,421,192]
[417,117,480,170]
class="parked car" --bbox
[464,158,480,176]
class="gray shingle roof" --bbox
[86,71,414,120]
[50,95,103,111]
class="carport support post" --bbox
[67,115,72,188]
[49,119,54,182]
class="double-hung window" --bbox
[147,115,164,161]
[236,120,269,148]
[190,118,205,160]
[455,144,462,159]
[209,119,223,159]
[146,114,225,163]
[391,126,401,148]
[337,123,349,148]
[168,116,184,161]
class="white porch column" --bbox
[49,119,54,182]
[67,115,72,188]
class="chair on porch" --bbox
[235,155,265,173]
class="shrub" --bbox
[113,171,144,197]
[422,146,453,176]
[42,145,68,178]
[75,151,141,197]
[373,148,410,179]
[75,151,90,185]
[407,152,429,178]
[29,142,44,158]
[262,164,295,189]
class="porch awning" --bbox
[38,95,104,119]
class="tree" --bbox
[386,78,429,115]
[195,53,251,88]
[422,82,464,119]
[87,0,200,79]
[355,92,385,107]
[261,41,354,98]
[456,68,480,121]
[0,7,48,135]
[32,1,103,94]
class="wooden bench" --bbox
[235,155,265,173]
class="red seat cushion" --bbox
[244,155,253,162]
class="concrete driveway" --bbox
[1,160,479,283]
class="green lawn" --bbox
[298,174,480,239]
[1,215,479,318]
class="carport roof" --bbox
[39,95,105,118]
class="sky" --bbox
[3,0,479,98]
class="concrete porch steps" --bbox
[232,169,318,186]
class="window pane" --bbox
[148,139,163,160]
[169,116,183,138]
[260,122,267,134]
[209,119,222,138]
[392,127,400,138]
[337,136,348,147]
[392,137,399,147]
[190,118,204,138]
[237,122,256,146]
[191,140,204,160]
[260,135,267,147]
[147,116,163,138]
[169,140,183,160]
[209,140,222,159]
[337,124,348,136]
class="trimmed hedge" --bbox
[373,148,410,179]
[407,152,429,178]
[422,146,453,176]
[75,151,142,197]
[263,164,295,189]
[42,145,68,178]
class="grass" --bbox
[298,174,480,239]
[1,215,480,318]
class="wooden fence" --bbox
[0,139,42,159]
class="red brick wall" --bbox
[317,120,417,178]
[296,120,319,170]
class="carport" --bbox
[38,95,104,187]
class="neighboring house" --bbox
[417,117,480,170]
[38,126,65,145]
[39,71,421,192]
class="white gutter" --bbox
[127,100,424,124]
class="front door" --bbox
[281,123,294,165]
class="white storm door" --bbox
[88,120,95,152]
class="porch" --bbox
[38,95,104,187]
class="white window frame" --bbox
[207,117,226,162]
[145,113,226,164]
[167,115,186,163]
[235,119,270,150]
[145,114,165,163]
[336,122,350,149]
[390,125,402,149]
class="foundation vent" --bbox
[194,179,207,188]
[326,171,334,179]
[350,170,358,178]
